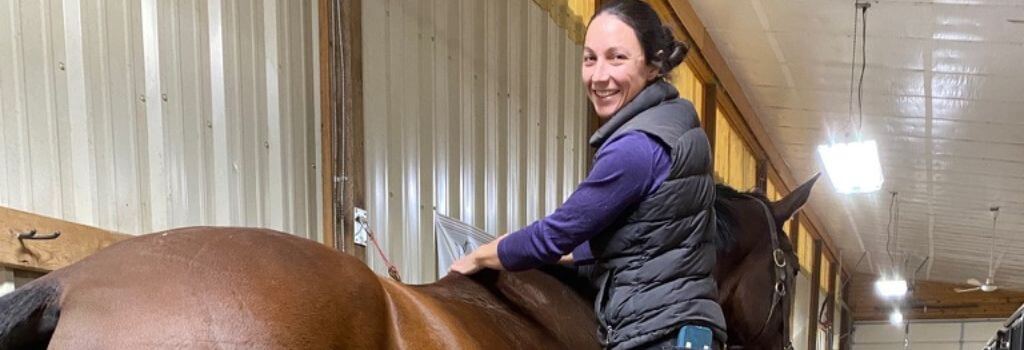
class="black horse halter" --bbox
[728,197,794,350]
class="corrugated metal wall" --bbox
[0,0,322,239]
[362,0,590,283]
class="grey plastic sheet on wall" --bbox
[435,212,495,280]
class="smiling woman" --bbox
[452,1,727,348]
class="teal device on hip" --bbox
[675,325,713,350]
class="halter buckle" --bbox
[772,249,787,268]
[775,281,787,296]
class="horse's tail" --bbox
[0,280,61,350]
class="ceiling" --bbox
[687,0,1024,289]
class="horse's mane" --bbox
[713,184,770,254]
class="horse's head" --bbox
[714,174,819,350]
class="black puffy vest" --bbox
[588,81,726,349]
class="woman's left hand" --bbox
[449,237,506,275]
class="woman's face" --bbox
[582,13,659,119]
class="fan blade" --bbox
[955,287,981,293]
[967,278,982,286]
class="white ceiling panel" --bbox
[931,42,1024,77]
[691,0,1024,289]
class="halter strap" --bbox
[729,197,793,350]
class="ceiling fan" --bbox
[956,277,998,293]
[955,207,1002,294]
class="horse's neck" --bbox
[716,205,757,270]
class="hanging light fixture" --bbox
[818,139,884,194]
[875,278,908,298]
[819,0,883,194]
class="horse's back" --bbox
[45,227,391,349]
[386,270,600,350]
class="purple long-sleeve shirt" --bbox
[497,130,672,271]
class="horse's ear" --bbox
[771,173,820,224]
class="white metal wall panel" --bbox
[362,0,589,283]
[852,320,1002,350]
[0,0,322,240]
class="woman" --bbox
[450,1,724,349]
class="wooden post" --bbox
[789,213,800,249]
[825,256,838,350]
[840,279,852,350]
[703,83,717,152]
[337,0,366,261]
[318,0,337,250]
[755,159,768,193]
[808,239,823,350]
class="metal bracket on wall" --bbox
[354,208,368,247]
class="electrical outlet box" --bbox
[354,208,368,246]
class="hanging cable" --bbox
[857,4,869,132]
[847,3,859,133]
[886,191,897,272]
[895,191,901,267]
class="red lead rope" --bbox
[358,218,401,282]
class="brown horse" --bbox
[0,177,815,349]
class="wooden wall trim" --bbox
[824,254,838,349]
[790,213,801,249]
[702,83,717,153]
[0,206,129,272]
[840,281,852,350]
[664,0,843,270]
[808,240,823,350]
[338,0,366,260]
[756,158,768,192]
[318,0,337,250]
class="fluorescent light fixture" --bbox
[875,279,908,298]
[889,309,904,325]
[817,139,884,194]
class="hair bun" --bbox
[665,40,688,70]
[656,27,688,74]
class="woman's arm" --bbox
[450,131,670,274]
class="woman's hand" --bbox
[558,253,575,265]
[449,236,506,275]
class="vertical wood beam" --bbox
[756,160,768,193]
[338,0,366,260]
[702,82,717,153]
[808,239,823,350]
[840,281,852,350]
[318,0,336,249]
[790,213,801,249]
[824,256,838,350]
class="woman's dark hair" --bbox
[593,0,689,77]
